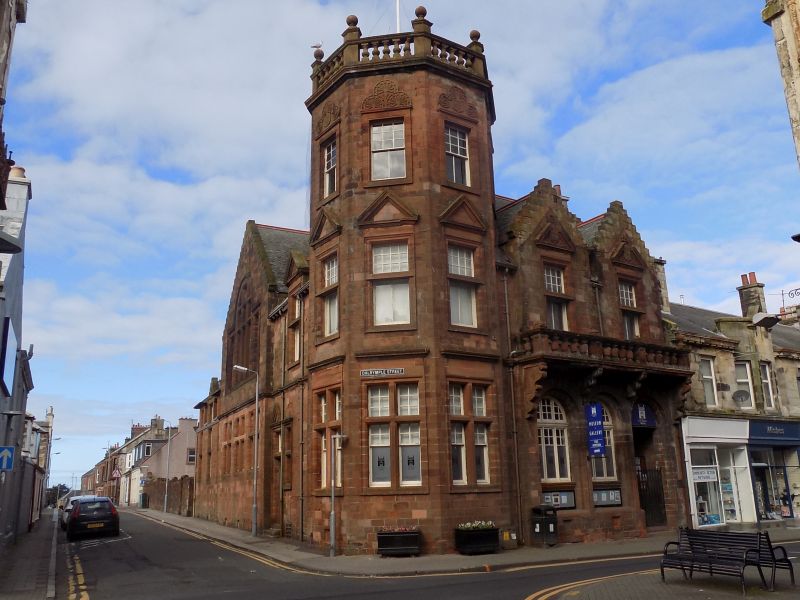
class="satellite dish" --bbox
[753,312,780,329]
[732,390,750,404]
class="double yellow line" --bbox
[67,551,90,600]
[524,569,658,600]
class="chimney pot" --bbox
[748,272,757,284]
[741,274,749,285]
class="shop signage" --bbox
[692,468,718,482]
[749,420,800,445]
[360,368,405,378]
[585,403,606,457]
[631,403,657,428]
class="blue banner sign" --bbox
[631,403,657,428]
[586,403,605,457]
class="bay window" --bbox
[371,120,406,180]
[372,242,411,326]
[449,381,492,486]
[323,137,337,197]
[444,124,469,185]
[366,382,422,488]
[448,245,477,327]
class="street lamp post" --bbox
[233,364,259,537]
[163,420,173,513]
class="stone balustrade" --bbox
[515,327,690,373]
[311,7,487,94]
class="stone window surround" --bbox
[365,235,417,332]
[362,379,426,491]
[448,380,494,488]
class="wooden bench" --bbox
[661,527,795,596]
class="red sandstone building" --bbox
[193,7,693,554]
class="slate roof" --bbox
[256,224,309,293]
[668,302,730,339]
[494,196,524,245]
[577,214,604,245]
[668,301,800,351]
[772,322,800,352]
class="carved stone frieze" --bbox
[316,102,341,136]
[361,79,412,112]
[612,239,646,270]
[438,85,478,119]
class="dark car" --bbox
[60,495,88,531]
[66,496,120,541]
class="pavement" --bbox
[1,505,798,598]
[0,507,57,600]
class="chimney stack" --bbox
[737,272,766,318]
[653,258,670,314]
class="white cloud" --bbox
[7,0,800,480]
[24,277,222,366]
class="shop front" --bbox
[682,417,754,527]
[748,420,800,522]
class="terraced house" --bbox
[668,273,800,529]
[190,7,767,554]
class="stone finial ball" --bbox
[314,48,324,61]
[415,6,427,18]
[346,15,358,27]
[470,30,480,42]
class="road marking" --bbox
[208,540,330,576]
[504,553,661,573]
[67,551,91,600]
[79,531,132,549]
[524,568,659,600]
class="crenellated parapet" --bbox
[309,6,489,104]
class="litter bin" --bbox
[531,504,558,546]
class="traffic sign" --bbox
[112,469,121,479]
[0,446,15,470]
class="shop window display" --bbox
[750,448,795,521]
[690,448,723,525]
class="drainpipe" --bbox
[503,268,525,544]
[298,293,305,541]
[280,303,288,535]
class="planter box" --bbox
[377,531,422,556]
[454,527,500,555]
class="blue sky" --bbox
[7,1,800,486]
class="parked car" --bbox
[59,495,87,531]
[66,496,120,541]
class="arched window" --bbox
[538,397,570,481]
[590,404,616,480]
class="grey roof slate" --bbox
[256,225,309,293]
[668,301,800,351]
[667,302,730,338]
[577,216,604,245]
[772,322,800,352]
[494,197,524,245]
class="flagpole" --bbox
[396,0,400,33]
